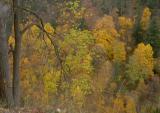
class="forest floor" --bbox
[0,108,49,113]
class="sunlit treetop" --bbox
[94,15,119,37]
[118,16,134,29]
[59,29,94,77]
[140,7,151,31]
[56,0,85,34]
[126,43,154,83]
[93,15,120,59]
[106,95,137,113]
[113,40,126,63]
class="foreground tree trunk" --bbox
[13,0,21,106]
[0,2,14,107]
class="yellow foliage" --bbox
[118,16,134,39]
[133,43,154,77]
[140,7,151,31]
[94,30,114,59]
[95,15,119,37]
[93,15,119,59]
[8,36,15,46]
[113,40,126,63]
[119,29,126,37]
[22,58,30,64]
[71,77,92,107]
[127,43,154,82]
[31,25,40,38]
[125,96,137,113]
[71,86,84,106]
[21,24,57,106]
[113,96,125,113]
[44,23,55,35]
[45,38,52,45]
[56,24,71,34]
[95,15,114,29]
[31,25,40,33]
[107,95,137,113]
[119,16,134,29]
[43,70,61,94]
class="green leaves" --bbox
[66,0,80,12]
[43,70,61,94]
[71,76,92,106]
[60,29,94,77]
[59,29,94,105]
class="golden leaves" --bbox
[127,43,154,82]
[31,25,40,34]
[44,23,55,35]
[94,15,119,37]
[93,15,120,60]
[113,40,126,63]
[119,16,134,29]
[43,70,61,95]
[106,95,137,113]
[8,36,15,46]
[140,7,151,31]
[118,16,134,38]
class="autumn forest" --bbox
[0,0,160,113]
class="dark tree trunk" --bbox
[13,0,21,107]
[0,2,14,107]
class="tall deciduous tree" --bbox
[13,0,22,106]
[126,43,154,85]
[0,1,14,107]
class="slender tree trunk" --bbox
[0,2,14,107]
[13,0,21,107]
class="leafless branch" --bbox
[17,6,68,81]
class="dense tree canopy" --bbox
[0,0,159,113]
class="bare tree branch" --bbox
[21,23,35,34]
[17,6,68,81]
